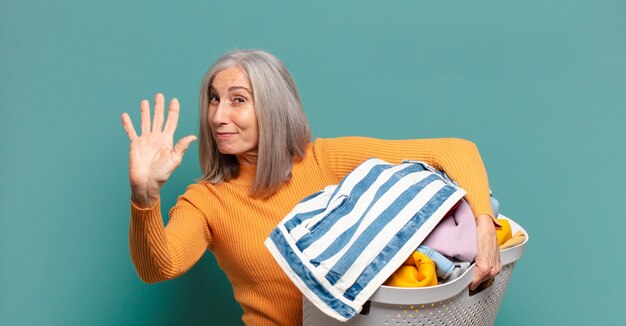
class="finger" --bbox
[173,135,197,157]
[163,98,180,135]
[470,269,487,291]
[121,113,138,141]
[490,243,502,276]
[470,273,481,290]
[140,99,151,134]
[152,93,165,132]
[491,262,503,276]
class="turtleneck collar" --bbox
[231,165,256,185]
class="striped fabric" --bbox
[264,158,466,321]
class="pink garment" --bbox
[421,199,477,262]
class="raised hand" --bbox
[121,93,197,208]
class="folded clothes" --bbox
[383,251,438,287]
[422,199,478,262]
[491,195,500,219]
[499,230,525,249]
[495,218,512,246]
[417,245,455,279]
[441,261,471,284]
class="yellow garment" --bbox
[499,230,526,249]
[384,252,438,287]
[129,137,493,325]
[495,218,512,246]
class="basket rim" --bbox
[368,215,528,305]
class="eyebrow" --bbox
[209,85,252,94]
[229,86,252,93]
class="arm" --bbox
[129,191,212,283]
[122,93,207,283]
[315,137,493,218]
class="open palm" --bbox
[121,93,196,207]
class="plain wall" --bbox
[1,0,625,325]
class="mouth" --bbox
[214,131,237,140]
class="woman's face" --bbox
[208,66,259,166]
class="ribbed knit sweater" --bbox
[129,137,493,325]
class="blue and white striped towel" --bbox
[264,158,466,321]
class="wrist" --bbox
[476,214,497,234]
[476,214,493,224]
[130,183,161,208]
[131,193,159,209]
[130,195,159,210]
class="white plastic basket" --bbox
[303,216,528,326]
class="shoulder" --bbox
[182,181,213,197]
[174,182,217,210]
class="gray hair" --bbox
[198,49,311,198]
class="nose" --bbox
[211,101,230,125]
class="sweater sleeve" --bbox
[313,136,494,219]
[129,184,213,284]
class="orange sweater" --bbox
[129,137,493,325]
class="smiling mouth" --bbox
[215,132,237,139]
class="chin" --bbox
[217,146,242,156]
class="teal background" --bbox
[1,0,625,325]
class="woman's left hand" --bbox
[470,214,502,290]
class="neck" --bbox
[237,153,258,166]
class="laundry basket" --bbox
[303,216,528,326]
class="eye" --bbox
[232,97,246,105]
[209,94,219,104]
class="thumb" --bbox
[173,135,197,157]
[470,273,479,291]
[470,266,486,291]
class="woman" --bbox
[121,49,501,325]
